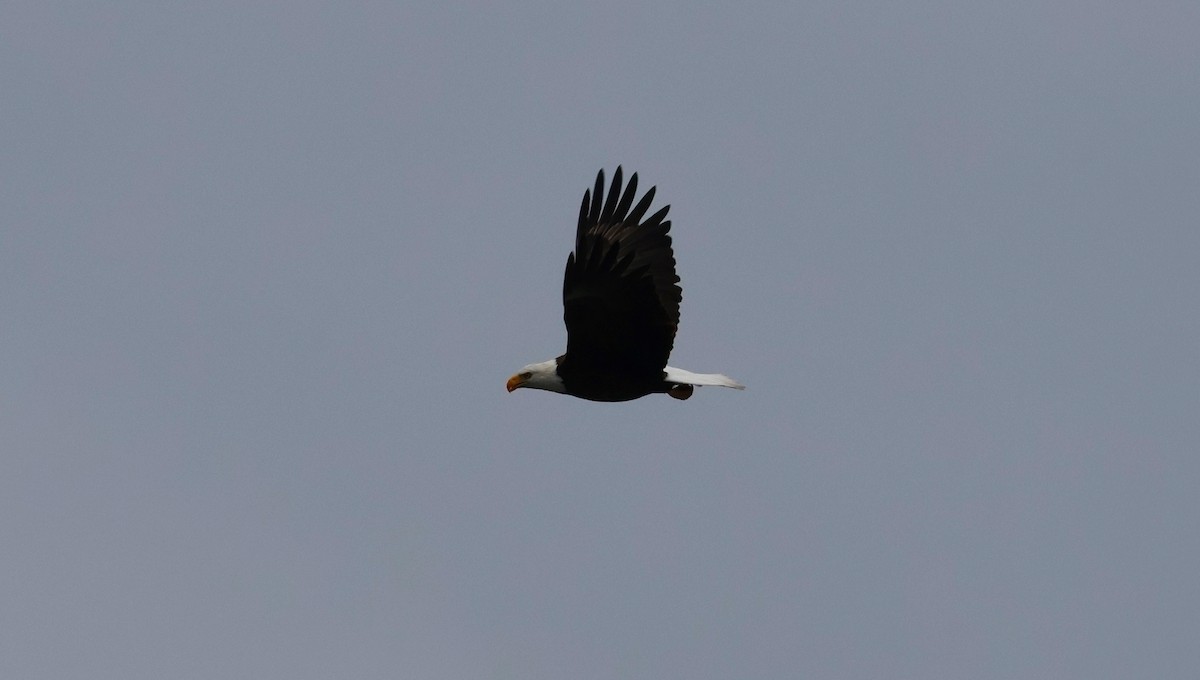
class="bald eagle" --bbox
[507,167,744,401]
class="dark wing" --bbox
[562,167,681,375]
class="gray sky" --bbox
[3,2,1198,678]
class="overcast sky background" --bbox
[3,2,1198,678]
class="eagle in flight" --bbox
[507,167,743,401]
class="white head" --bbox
[506,358,566,394]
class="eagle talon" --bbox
[668,384,694,400]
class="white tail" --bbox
[664,366,745,390]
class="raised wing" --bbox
[561,167,681,376]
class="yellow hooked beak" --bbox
[506,374,526,392]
